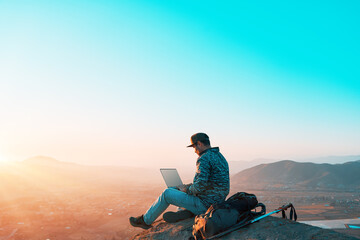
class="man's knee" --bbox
[162,188,178,203]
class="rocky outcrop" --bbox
[132,216,358,240]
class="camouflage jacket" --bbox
[187,147,230,208]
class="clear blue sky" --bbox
[0,0,359,166]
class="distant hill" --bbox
[23,155,63,165]
[295,155,360,164]
[232,160,360,191]
[229,155,360,175]
[0,156,163,199]
[228,158,279,174]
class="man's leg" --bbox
[143,187,207,225]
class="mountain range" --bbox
[228,155,360,174]
[2,156,359,194]
[0,156,163,199]
[232,160,360,191]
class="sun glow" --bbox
[0,155,8,163]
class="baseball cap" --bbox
[187,133,209,147]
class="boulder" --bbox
[132,216,358,240]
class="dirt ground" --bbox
[133,216,359,240]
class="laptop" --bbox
[160,168,183,187]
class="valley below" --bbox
[0,157,359,239]
[1,185,359,240]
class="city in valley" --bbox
[0,158,359,239]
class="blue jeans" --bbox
[143,187,208,225]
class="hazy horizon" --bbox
[3,154,360,170]
[1,1,359,167]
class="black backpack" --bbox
[191,192,266,240]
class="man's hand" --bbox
[177,184,192,193]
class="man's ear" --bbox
[197,141,204,147]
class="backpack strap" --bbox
[289,204,297,221]
[255,203,266,216]
[280,203,297,221]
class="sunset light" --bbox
[0,1,359,239]
[0,155,8,163]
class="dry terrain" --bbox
[0,158,359,239]
[1,185,359,239]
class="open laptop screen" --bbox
[160,168,183,187]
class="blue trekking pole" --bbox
[251,203,297,223]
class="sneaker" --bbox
[163,210,195,223]
[129,215,152,229]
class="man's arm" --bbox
[187,157,211,195]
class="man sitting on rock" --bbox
[129,133,230,229]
